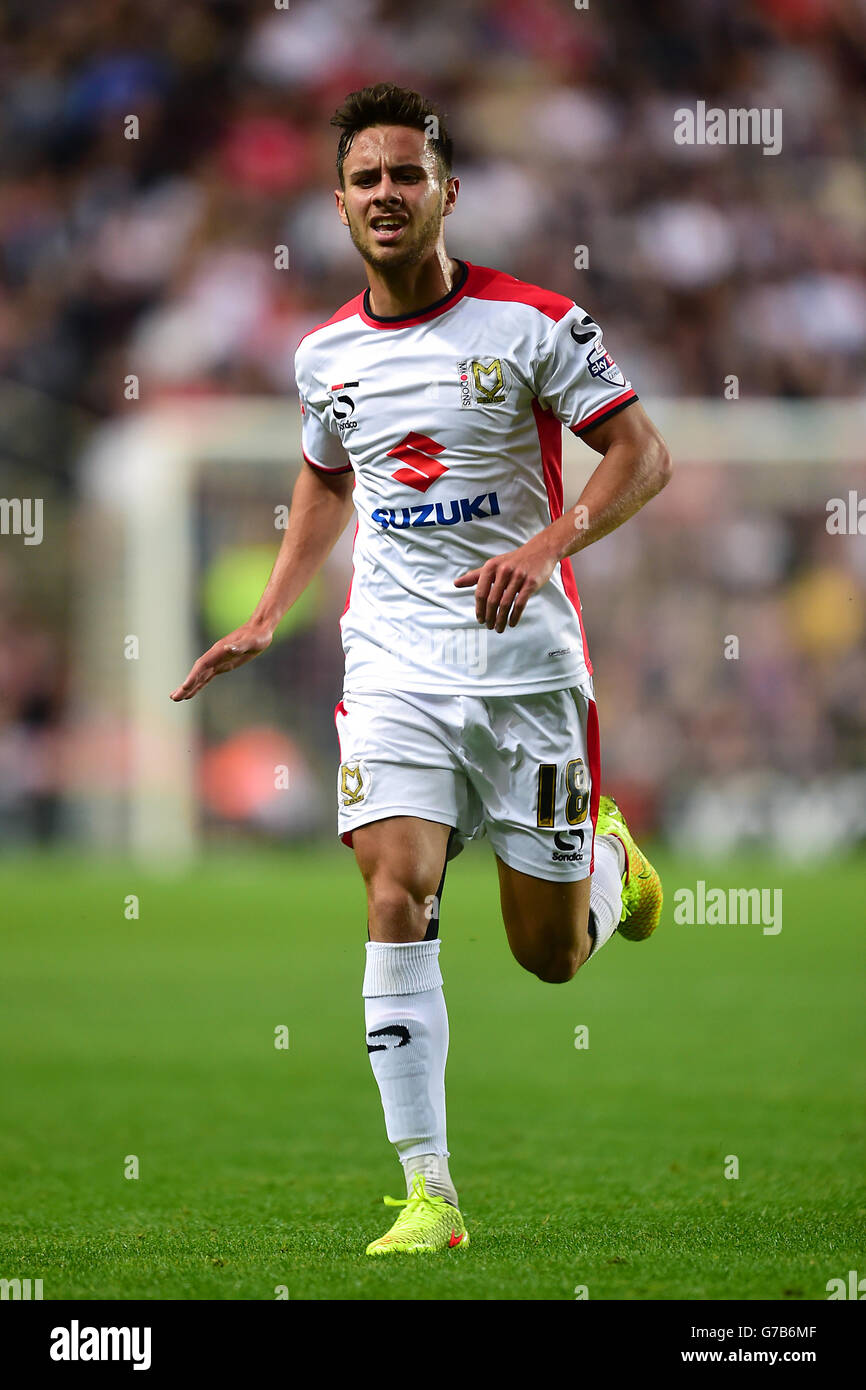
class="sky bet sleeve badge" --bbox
[586,342,625,388]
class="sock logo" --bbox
[366,1025,411,1053]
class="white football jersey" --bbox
[294,261,637,695]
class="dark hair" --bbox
[331,83,453,186]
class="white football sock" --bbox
[362,940,457,1206]
[398,1149,457,1207]
[587,835,624,959]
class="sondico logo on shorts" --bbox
[339,760,369,807]
[553,830,585,863]
[457,358,509,407]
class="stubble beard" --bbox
[347,201,445,273]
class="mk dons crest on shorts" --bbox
[339,759,369,806]
[457,357,509,407]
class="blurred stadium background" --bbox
[1,0,865,860]
[2,0,865,1306]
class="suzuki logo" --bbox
[387,432,448,493]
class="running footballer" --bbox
[171,83,672,1255]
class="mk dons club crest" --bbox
[339,759,369,807]
[457,358,509,407]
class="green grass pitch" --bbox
[1,846,863,1301]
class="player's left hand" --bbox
[453,538,558,632]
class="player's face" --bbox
[336,126,457,272]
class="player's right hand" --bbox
[170,623,273,701]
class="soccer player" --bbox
[171,83,671,1255]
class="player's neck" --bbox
[365,249,461,319]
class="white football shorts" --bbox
[333,682,600,881]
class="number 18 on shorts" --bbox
[334,682,600,881]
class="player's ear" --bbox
[443,176,459,217]
[335,188,349,226]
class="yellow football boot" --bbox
[596,794,663,941]
[365,1173,470,1255]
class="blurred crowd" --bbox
[579,463,866,851]
[1,0,864,848]
[1,0,864,419]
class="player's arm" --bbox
[170,463,354,701]
[554,399,671,558]
[454,401,670,632]
[456,295,672,631]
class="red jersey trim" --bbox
[296,294,364,348]
[333,699,354,850]
[531,398,592,676]
[586,697,601,874]
[316,263,578,334]
[571,390,638,435]
[335,513,358,851]
[464,263,574,322]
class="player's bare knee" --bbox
[366,878,430,941]
[512,939,582,984]
[533,947,582,984]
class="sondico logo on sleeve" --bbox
[50,1321,152,1371]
